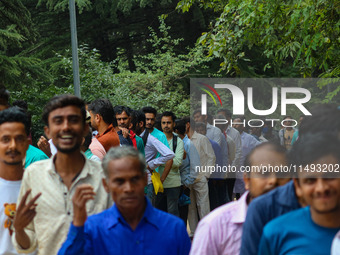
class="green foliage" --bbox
[11,21,213,143]
[0,0,50,88]
[177,0,340,78]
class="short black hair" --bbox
[42,95,86,126]
[217,108,232,118]
[141,106,157,116]
[299,104,340,137]
[12,100,28,111]
[131,110,146,129]
[0,107,30,135]
[161,111,176,122]
[193,109,201,116]
[88,99,114,125]
[174,119,186,135]
[0,87,10,106]
[288,132,340,177]
[283,115,293,120]
[244,142,286,176]
[114,105,131,116]
[182,116,195,129]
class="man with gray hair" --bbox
[59,146,191,255]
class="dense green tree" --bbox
[24,0,217,72]
[177,0,340,78]
[0,0,49,89]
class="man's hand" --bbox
[14,190,41,249]
[119,127,131,139]
[160,159,173,183]
[37,136,52,157]
[146,165,153,174]
[72,184,96,227]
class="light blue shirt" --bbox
[180,135,200,186]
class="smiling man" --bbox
[58,146,191,255]
[12,95,110,255]
[258,133,340,255]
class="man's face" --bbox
[145,113,155,129]
[45,106,88,154]
[244,148,288,199]
[232,118,244,133]
[193,112,205,123]
[294,154,340,214]
[195,125,206,135]
[0,122,29,165]
[161,116,174,134]
[103,157,147,213]
[116,111,130,129]
[89,111,98,131]
[283,117,293,127]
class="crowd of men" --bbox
[0,86,339,255]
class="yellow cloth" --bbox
[151,172,164,195]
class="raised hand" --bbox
[37,136,52,157]
[72,184,96,227]
[119,127,131,139]
[13,189,41,249]
[14,189,41,232]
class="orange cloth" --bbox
[96,124,120,152]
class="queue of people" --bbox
[0,87,339,255]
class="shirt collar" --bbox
[230,191,249,223]
[47,152,93,179]
[107,198,159,230]
[96,124,114,138]
[129,130,136,139]
[277,180,300,207]
[183,135,189,142]
[191,131,198,139]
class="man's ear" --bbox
[293,178,302,196]
[95,113,101,122]
[102,178,109,193]
[44,126,51,139]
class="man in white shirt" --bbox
[183,117,215,236]
[0,107,35,255]
[13,95,111,255]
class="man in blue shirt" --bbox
[241,105,340,255]
[258,133,340,254]
[58,146,190,255]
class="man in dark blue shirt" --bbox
[240,180,302,255]
[58,146,191,255]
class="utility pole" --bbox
[69,0,81,97]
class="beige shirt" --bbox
[190,131,216,180]
[12,153,111,255]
